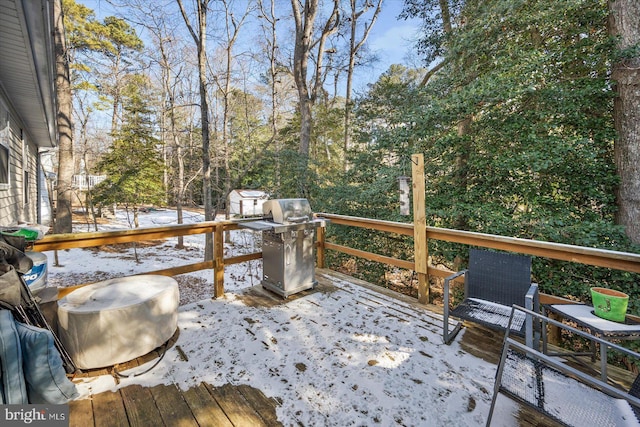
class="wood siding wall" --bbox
[0,91,40,226]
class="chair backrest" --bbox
[466,249,532,306]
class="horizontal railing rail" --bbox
[316,213,640,274]
[34,221,222,251]
[33,219,259,299]
[32,212,640,311]
[314,213,640,311]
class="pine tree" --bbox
[93,74,164,228]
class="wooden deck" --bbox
[69,382,281,427]
[67,269,633,427]
[67,304,285,427]
[69,331,558,427]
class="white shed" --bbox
[228,190,269,217]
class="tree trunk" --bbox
[178,0,214,259]
[198,9,213,260]
[344,5,356,172]
[110,51,122,134]
[311,0,339,105]
[344,0,382,172]
[53,0,74,234]
[454,117,470,231]
[220,0,250,240]
[163,42,185,248]
[291,0,317,161]
[175,131,185,249]
[258,0,281,192]
[610,0,640,244]
[290,0,318,196]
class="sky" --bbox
[79,0,422,90]
[41,208,526,426]
[368,0,422,80]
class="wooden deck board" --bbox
[92,390,129,427]
[71,382,276,427]
[120,384,164,426]
[182,383,234,427]
[206,382,270,427]
[236,384,282,426]
[68,397,93,427]
[149,383,199,427]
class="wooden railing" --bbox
[316,213,640,273]
[314,213,640,308]
[33,219,261,299]
[33,213,640,308]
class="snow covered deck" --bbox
[66,269,561,427]
[34,208,638,426]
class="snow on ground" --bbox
[46,208,263,305]
[44,208,519,426]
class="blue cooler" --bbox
[24,251,48,295]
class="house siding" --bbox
[0,92,40,226]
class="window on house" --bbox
[22,129,29,204]
[0,145,8,185]
[0,101,9,188]
[23,170,29,204]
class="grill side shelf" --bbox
[239,219,328,233]
[238,221,276,231]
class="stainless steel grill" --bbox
[239,199,327,298]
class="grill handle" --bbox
[286,216,310,223]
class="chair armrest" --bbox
[524,283,538,310]
[444,270,467,288]
[524,283,539,348]
[513,305,640,358]
[442,269,467,344]
[443,269,467,305]
[488,335,640,427]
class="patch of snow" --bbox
[45,208,522,426]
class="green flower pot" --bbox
[1,228,39,241]
[590,287,629,323]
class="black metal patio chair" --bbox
[487,305,640,427]
[442,249,538,345]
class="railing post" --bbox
[213,224,224,298]
[317,225,326,268]
[412,153,429,304]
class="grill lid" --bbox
[262,198,312,224]
[238,198,327,232]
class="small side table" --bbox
[542,304,640,382]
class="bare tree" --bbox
[258,0,282,191]
[149,14,191,247]
[119,0,204,248]
[291,0,318,162]
[310,0,340,104]
[54,0,74,234]
[343,0,383,171]
[258,0,281,139]
[257,0,297,195]
[610,0,640,244]
[290,0,340,195]
[218,0,255,224]
[72,91,100,230]
[177,0,215,260]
